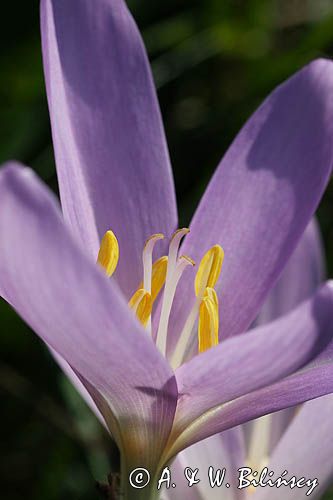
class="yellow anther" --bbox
[204,286,218,306]
[194,244,224,297]
[198,287,219,353]
[150,256,168,303]
[129,288,152,326]
[97,230,119,277]
[139,256,168,304]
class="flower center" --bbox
[97,228,224,368]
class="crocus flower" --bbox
[165,219,333,500]
[1,1,333,499]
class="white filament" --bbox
[170,298,200,369]
[142,233,164,333]
[247,414,271,471]
[170,262,211,369]
[156,256,194,356]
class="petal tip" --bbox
[326,279,333,290]
[303,57,333,80]
[0,161,34,186]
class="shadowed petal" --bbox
[41,0,177,296]
[168,59,333,354]
[255,217,325,325]
[252,395,333,500]
[0,163,177,470]
[168,283,333,458]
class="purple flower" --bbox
[1,1,333,498]
[167,395,333,500]
[166,219,333,500]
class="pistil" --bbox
[155,228,193,356]
[156,252,195,356]
[142,233,164,293]
[142,233,164,331]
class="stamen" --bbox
[198,287,219,353]
[204,286,218,307]
[142,233,164,293]
[155,241,194,356]
[97,230,119,277]
[132,256,168,334]
[128,288,152,327]
[195,245,224,296]
[170,245,224,369]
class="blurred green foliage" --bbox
[1,0,333,498]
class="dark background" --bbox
[1,0,333,498]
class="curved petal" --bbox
[174,334,333,458]
[253,395,333,500]
[168,59,333,354]
[0,163,177,470]
[168,282,333,458]
[41,0,177,296]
